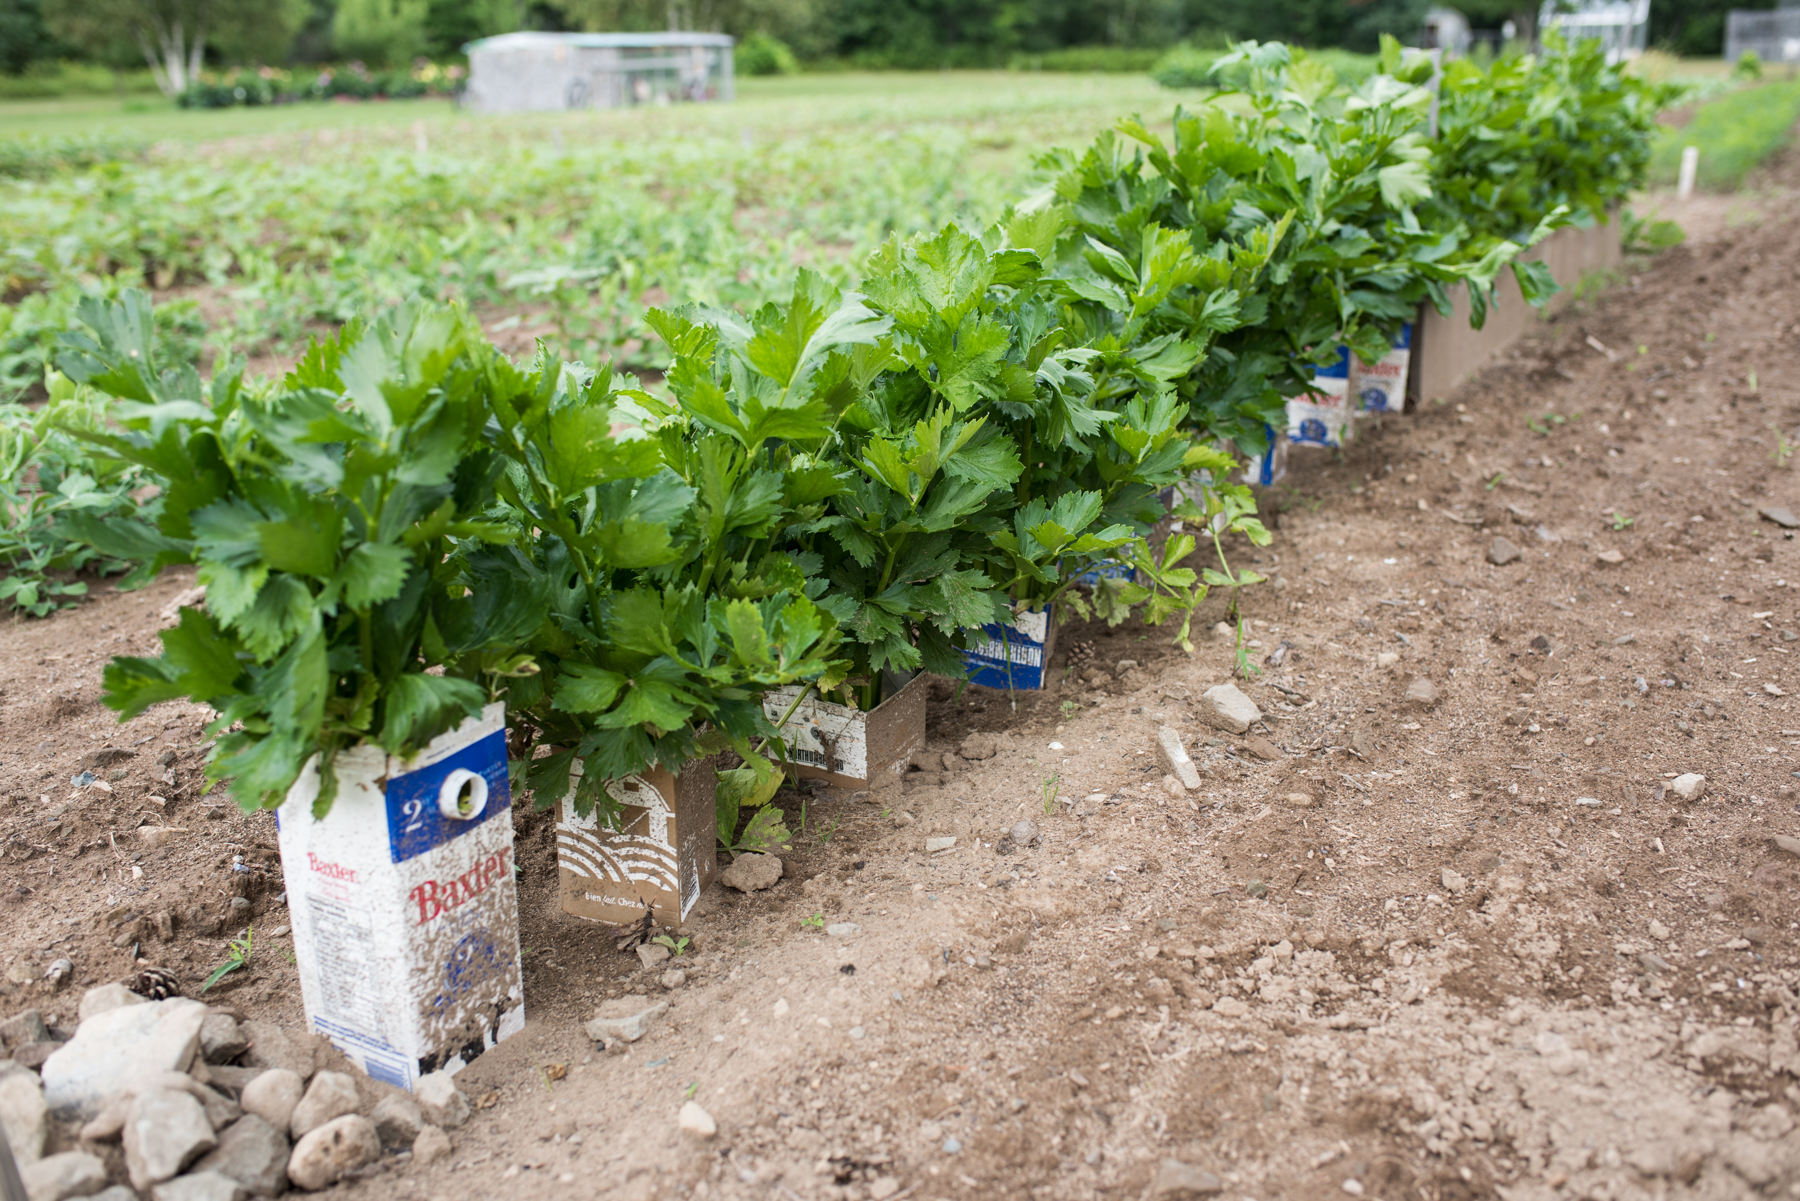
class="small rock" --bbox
[1595,549,1624,565]
[1155,727,1202,791]
[370,1094,423,1148]
[1211,997,1249,1018]
[239,1022,314,1082]
[1007,819,1039,847]
[582,998,668,1047]
[958,733,998,761]
[43,998,209,1120]
[677,1101,716,1138]
[43,960,72,991]
[289,1070,359,1139]
[192,1115,289,1197]
[1649,919,1672,941]
[238,1070,303,1133]
[1774,835,1800,858]
[12,1043,55,1071]
[123,1088,216,1190]
[659,969,687,990]
[1151,1157,1223,1196]
[1342,1181,1366,1197]
[412,1071,469,1129]
[925,837,956,853]
[77,985,145,1024]
[20,1151,106,1201]
[1283,792,1314,809]
[718,853,782,893]
[869,1178,901,1201]
[772,998,790,1018]
[1402,677,1439,709]
[1669,773,1707,801]
[199,1014,247,1066]
[1441,868,1467,895]
[0,1009,48,1050]
[1239,735,1281,761]
[1376,651,1399,669]
[1115,659,1139,674]
[285,1114,379,1192]
[826,923,860,938]
[0,1064,47,1163]
[1487,537,1522,566]
[410,1124,451,1166]
[1161,775,1185,799]
[150,1171,247,1201]
[1201,684,1261,735]
[635,942,671,970]
[1759,505,1799,530]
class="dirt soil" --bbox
[5,172,1800,1201]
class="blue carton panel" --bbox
[385,729,512,864]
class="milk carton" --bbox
[963,605,1056,690]
[1242,424,1287,486]
[1286,346,1353,448]
[555,757,717,927]
[278,703,523,1089]
[1354,323,1412,415]
[762,671,926,790]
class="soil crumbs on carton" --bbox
[3,180,1800,1199]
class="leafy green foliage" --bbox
[0,372,142,616]
[58,290,522,814]
[203,925,254,992]
[1648,75,1800,191]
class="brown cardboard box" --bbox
[761,671,927,790]
[555,756,717,927]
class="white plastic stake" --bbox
[1677,145,1699,201]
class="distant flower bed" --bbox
[177,61,465,109]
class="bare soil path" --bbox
[3,175,1800,1201]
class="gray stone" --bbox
[1007,819,1039,847]
[238,1070,302,1133]
[0,1062,48,1162]
[1487,537,1522,566]
[130,1071,238,1131]
[1155,726,1202,791]
[1759,505,1799,530]
[239,1023,313,1082]
[582,999,668,1048]
[123,1088,216,1191]
[43,997,207,1119]
[1152,1158,1223,1196]
[151,1171,247,1201]
[718,852,782,892]
[370,1093,423,1148]
[412,1071,469,1129]
[1440,868,1467,895]
[658,969,686,989]
[1402,677,1439,708]
[410,1125,451,1166]
[89,1190,135,1201]
[12,1043,55,1071]
[19,1150,105,1201]
[193,1064,262,1097]
[1200,685,1261,735]
[826,923,860,938]
[288,1071,357,1140]
[925,837,956,853]
[0,1009,48,1050]
[76,985,144,1025]
[285,1114,378,1192]
[199,1014,247,1065]
[192,1115,289,1197]
[1671,773,1707,801]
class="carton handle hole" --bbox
[440,769,487,820]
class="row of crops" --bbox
[24,35,1668,833]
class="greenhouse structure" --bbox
[462,32,735,114]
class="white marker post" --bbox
[1677,145,1699,201]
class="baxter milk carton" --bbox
[277,702,523,1089]
[1354,323,1412,415]
[1286,346,1353,448]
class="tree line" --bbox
[0,0,1771,89]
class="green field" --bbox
[1650,73,1800,188]
[0,72,1179,396]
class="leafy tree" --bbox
[333,0,428,64]
[48,0,303,94]
[422,0,521,56]
[1646,0,1774,57]
[0,0,70,74]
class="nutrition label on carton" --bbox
[306,893,386,1040]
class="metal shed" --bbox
[1725,5,1800,66]
[1537,0,1649,62]
[462,32,735,115]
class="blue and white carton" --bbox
[1286,346,1353,448]
[278,703,524,1090]
[1354,323,1412,415]
[964,604,1057,690]
[1242,423,1287,486]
